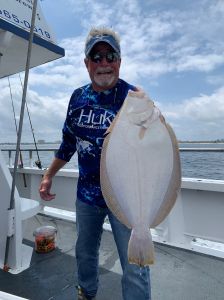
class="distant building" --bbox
[38,140,45,144]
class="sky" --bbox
[0,0,224,143]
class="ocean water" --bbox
[180,143,224,180]
[1,143,224,181]
[180,150,224,179]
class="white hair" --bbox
[85,27,120,47]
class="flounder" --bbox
[100,89,181,266]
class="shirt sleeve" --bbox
[55,93,77,162]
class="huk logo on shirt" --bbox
[78,108,115,129]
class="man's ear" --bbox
[118,58,121,68]
[84,57,88,68]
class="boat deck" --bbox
[1,214,224,300]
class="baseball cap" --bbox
[85,33,121,57]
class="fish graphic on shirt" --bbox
[76,137,95,157]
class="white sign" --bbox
[0,0,56,43]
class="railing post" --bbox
[9,150,12,167]
[29,150,33,168]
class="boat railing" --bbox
[1,148,60,168]
[180,148,224,152]
[1,146,224,168]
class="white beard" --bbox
[94,74,115,87]
[93,67,116,88]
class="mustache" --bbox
[96,67,113,73]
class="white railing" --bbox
[1,148,58,168]
[180,148,224,152]
[0,148,79,170]
[1,147,224,169]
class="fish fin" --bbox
[128,228,154,266]
[100,119,132,228]
[151,122,181,227]
[101,163,131,228]
[105,111,121,135]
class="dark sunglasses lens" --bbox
[91,53,102,63]
[106,53,116,63]
[90,52,118,63]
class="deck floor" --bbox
[1,214,224,300]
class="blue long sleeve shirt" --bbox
[56,78,135,207]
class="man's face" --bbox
[84,42,121,92]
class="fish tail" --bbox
[128,228,154,266]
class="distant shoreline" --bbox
[0,142,61,145]
[179,140,224,144]
[1,141,224,145]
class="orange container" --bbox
[33,226,57,253]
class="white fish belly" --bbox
[105,117,174,228]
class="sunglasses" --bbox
[88,52,120,63]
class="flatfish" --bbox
[100,89,181,266]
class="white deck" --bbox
[1,213,224,300]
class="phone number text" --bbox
[0,9,51,40]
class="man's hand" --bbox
[39,177,56,201]
[38,157,67,200]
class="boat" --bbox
[1,1,224,299]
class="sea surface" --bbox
[1,143,224,181]
[179,143,224,180]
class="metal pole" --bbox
[4,0,38,271]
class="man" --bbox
[39,27,151,300]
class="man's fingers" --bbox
[39,188,56,201]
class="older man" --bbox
[39,27,151,300]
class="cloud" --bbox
[43,0,224,81]
[159,86,224,140]
[31,0,224,87]
[1,0,224,143]
[0,78,68,143]
[175,54,224,73]
[206,75,224,86]
[183,87,224,122]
